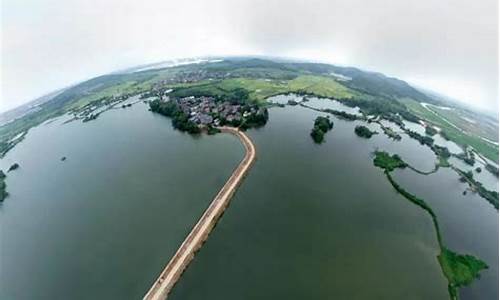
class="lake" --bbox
[1,96,496,300]
[0,102,243,299]
[170,104,450,299]
[394,167,498,299]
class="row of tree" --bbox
[149,99,201,134]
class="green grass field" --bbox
[401,98,498,163]
[430,106,498,142]
[173,75,359,104]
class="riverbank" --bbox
[143,127,256,300]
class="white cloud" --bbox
[1,0,498,112]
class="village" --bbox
[173,96,267,127]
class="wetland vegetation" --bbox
[373,151,489,299]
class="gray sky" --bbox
[1,0,498,112]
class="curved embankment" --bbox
[143,127,256,300]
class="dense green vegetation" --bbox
[0,170,7,202]
[314,116,334,132]
[351,98,420,122]
[323,109,361,121]
[240,105,269,128]
[373,151,406,171]
[169,83,251,104]
[354,125,377,138]
[374,155,488,299]
[438,248,488,295]
[149,100,200,134]
[310,116,333,143]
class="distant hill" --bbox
[1,56,497,162]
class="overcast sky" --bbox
[1,0,498,113]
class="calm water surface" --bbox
[0,103,243,299]
[1,98,496,300]
[171,105,449,299]
[394,168,498,300]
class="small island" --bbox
[438,248,489,299]
[310,116,333,143]
[8,163,19,172]
[0,170,7,202]
[354,125,377,138]
[373,151,406,171]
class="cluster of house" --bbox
[158,70,230,86]
[175,96,263,126]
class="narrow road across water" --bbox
[143,127,256,300]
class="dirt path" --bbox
[143,127,256,300]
